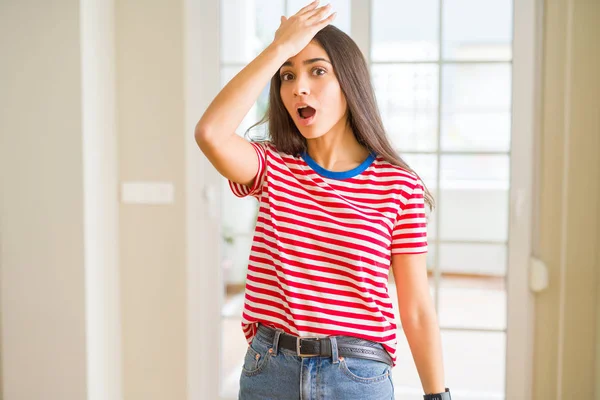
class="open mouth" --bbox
[297,105,316,120]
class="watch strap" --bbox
[423,388,451,400]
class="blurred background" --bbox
[0,0,598,399]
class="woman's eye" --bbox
[280,68,325,81]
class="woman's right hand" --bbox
[272,0,336,57]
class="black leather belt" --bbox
[256,323,394,367]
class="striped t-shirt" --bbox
[229,141,428,367]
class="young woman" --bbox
[196,1,451,399]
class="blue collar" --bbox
[301,150,377,180]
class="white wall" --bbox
[116,0,188,398]
[534,0,600,398]
[1,0,189,398]
[0,1,89,398]
[0,0,122,399]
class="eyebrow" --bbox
[281,58,332,68]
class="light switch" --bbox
[529,256,549,293]
[121,182,175,204]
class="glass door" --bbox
[215,1,526,398]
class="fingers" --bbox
[312,10,336,32]
[280,15,287,23]
[318,10,336,25]
[296,0,320,16]
[306,3,332,22]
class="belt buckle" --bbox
[296,336,320,357]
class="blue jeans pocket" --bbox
[241,340,271,377]
[339,357,391,384]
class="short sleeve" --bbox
[391,178,428,255]
[228,141,267,199]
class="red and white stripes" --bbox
[229,142,427,367]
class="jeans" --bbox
[238,324,395,400]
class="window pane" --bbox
[221,66,269,137]
[399,153,438,240]
[391,302,506,399]
[372,65,439,152]
[220,317,248,398]
[439,155,509,241]
[392,330,507,399]
[255,0,287,54]
[221,176,256,299]
[221,178,259,236]
[287,0,351,35]
[372,0,439,61]
[440,242,507,276]
[441,330,506,399]
[439,279,507,330]
[441,64,511,112]
[400,153,437,186]
[442,0,513,61]
[222,232,254,288]
[426,244,436,270]
[442,112,511,152]
[441,154,509,184]
[438,244,507,330]
[221,0,285,63]
[441,64,512,151]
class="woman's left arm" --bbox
[391,252,446,395]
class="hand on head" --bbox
[273,1,336,57]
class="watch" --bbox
[423,388,451,400]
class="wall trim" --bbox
[80,0,122,398]
[506,0,541,398]
[184,0,222,399]
[555,0,574,398]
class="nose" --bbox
[293,76,310,97]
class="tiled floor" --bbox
[219,277,506,399]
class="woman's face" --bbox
[279,41,347,140]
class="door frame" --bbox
[183,0,542,398]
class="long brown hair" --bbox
[246,25,435,211]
